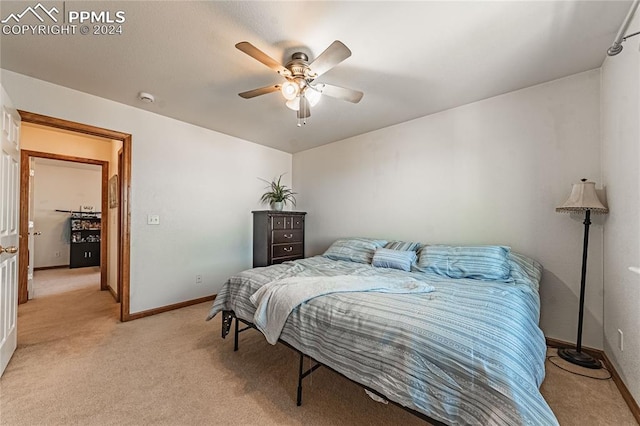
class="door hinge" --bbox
[29,169,35,177]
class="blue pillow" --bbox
[384,240,422,251]
[372,248,417,272]
[509,252,542,290]
[417,245,511,280]
[323,238,388,264]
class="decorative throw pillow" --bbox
[323,238,388,264]
[509,252,542,290]
[372,248,417,272]
[417,245,511,280]
[384,240,422,252]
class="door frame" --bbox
[21,150,109,291]
[17,111,133,321]
[117,148,123,303]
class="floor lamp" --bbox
[556,179,608,369]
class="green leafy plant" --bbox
[259,174,297,207]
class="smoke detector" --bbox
[138,92,155,103]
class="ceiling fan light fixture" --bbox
[281,81,299,101]
[236,40,361,126]
[304,87,321,107]
[285,97,300,111]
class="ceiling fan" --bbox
[236,40,364,126]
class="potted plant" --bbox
[259,174,297,211]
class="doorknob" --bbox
[0,245,18,254]
[28,232,42,236]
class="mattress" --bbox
[207,255,558,425]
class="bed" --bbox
[207,240,558,425]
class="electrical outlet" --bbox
[618,329,624,351]
[55,251,61,258]
[147,215,160,225]
[195,275,203,284]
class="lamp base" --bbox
[558,348,602,369]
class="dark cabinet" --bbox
[70,216,101,268]
[252,211,306,267]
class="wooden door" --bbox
[0,86,21,376]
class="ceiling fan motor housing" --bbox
[286,52,314,80]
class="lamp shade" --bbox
[556,179,609,214]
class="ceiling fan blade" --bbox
[238,84,281,99]
[235,42,290,76]
[318,83,363,103]
[309,40,352,78]
[297,96,311,119]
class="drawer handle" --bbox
[284,246,293,252]
[283,234,293,239]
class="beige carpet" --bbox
[32,267,100,298]
[0,285,637,425]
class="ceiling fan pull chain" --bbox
[302,95,306,125]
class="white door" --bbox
[0,86,20,377]
[27,157,35,299]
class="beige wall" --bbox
[4,69,293,314]
[108,140,123,294]
[601,10,640,406]
[32,161,101,268]
[21,124,113,161]
[293,70,604,349]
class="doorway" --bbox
[17,111,132,321]
[25,153,107,299]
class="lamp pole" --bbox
[558,208,601,369]
[575,209,590,353]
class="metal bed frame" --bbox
[221,310,446,426]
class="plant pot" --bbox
[272,201,284,211]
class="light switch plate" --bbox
[147,214,160,225]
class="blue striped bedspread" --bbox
[207,255,558,425]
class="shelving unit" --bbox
[68,212,101,268]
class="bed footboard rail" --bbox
[221,310,234,338]
[222,310,254,352]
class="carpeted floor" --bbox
[32,266,100,298]
[0,277,637,425]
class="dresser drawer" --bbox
[291,216,304,229]
[272,243,303,258]
[272,215,304,230]
[272,216,287,229]
[273,229,303,244]
[272,255,303,264]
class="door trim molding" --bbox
[17,111,133,322]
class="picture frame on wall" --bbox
[109,174,119,208]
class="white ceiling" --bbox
[0,1,632,153]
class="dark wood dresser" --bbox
[252,210,306,267]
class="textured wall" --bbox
[601,9,640,407]
[294,70,604,348]
[3,70,292,314]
